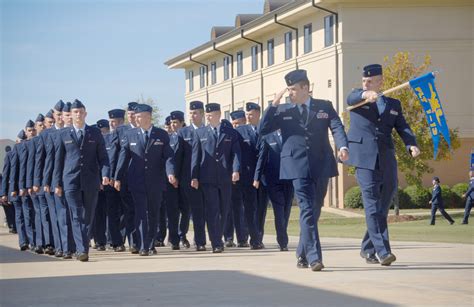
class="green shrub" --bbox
[396,188,412,209]
[344,186,363,208]
[404,185,431,208]
[439,184,460,208]
[451,183,469,207]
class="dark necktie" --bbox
[78,130,83,145]
[213,127,218,138]
[144,130,149,145]
[301,104,308,125]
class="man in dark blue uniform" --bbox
[156,116,171,247]
[115,103,176,256]
[429,177,454,225]
[191,103,241,253]
[462,171,474,224]
[224,110,249,248]
[177,101,207,251]
[260,69,349,271]
[254,129,294,251]
[53,99,110,261]
[233,105,264,250]
[18,120,37,251]
[346,64,419,266]
[1,146,16,234]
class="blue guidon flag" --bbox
[409,72,451,159]
[470,149,474,171]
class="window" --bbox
[224,110,230,120]
[211,62,216,85]
[304,23,312,54]
[267,99,273,107]
[199,66,206,89]
[251,45,259,71]
[324,15,334,47]
[267,39,274,66]
[236,51,243,76]
[284,31,292,60]
[188,70,194,92]
[223,56,230,80]
[285,96,291,103]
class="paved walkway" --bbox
[1,226,473,306]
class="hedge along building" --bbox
[165,0,474,208]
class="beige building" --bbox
[165,0,474,207]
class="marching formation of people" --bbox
[4,65,469,271]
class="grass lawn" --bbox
[263,206,474,244]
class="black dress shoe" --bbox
[139,250,149,256]
[450,220,455,225]
[280,246,289,252]
[181,238,191,249]
[380,253,397,266]
[130,247,139,254]
[360,251,380,264]
[237,242,249,248]
[63,252,73,259]
[77,253,89,262]
[114,245,126,252]
[149,248,157,256]
[155,241,165,247]
[35,246,44,254]
[462,221,468,225]
[171,244,180,250]
[225,240,236,248]
[45,246,55,255]
[250,243,263,250]
[212,247,224,253]
[20,244,29,251]
[55,251,63,257]
[96,245,106,251]
[296,256,309,268]
[310,261,325,271]
[196,245,206,251]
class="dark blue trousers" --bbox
[156,202,167,243]
[120,186,138,248]
[294,177,328,264]
[163,183,180,245]
[201,183,231,249]
[105,189,124,246]
[2,203,16,231]
[45,192,62,251]
[55,194,75,253]
[430,204,454,224]
[235,184,260,246]
[462,197,473,224]
[225,184,248,243]
[178,194,190,241]
[12,197,28,247]
[64,190,99,254]
[256,185,269,242]
[37,193,52,246]
[31,194,43,247]
[130,189,163,252]
[93,190,107,245]
[180,184,207,246]
[267,182,294,248]
[356,167,397,258]
[21,196,35,247]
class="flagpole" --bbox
[346,71,438,111]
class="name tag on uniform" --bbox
[317,112,329,119]
[88,140,95,143]
[224,138,231,142]
[153,141,163,145]
[130,142,137,146]
[200,138,207,142]
[269,142,277,146]
[390,110,399,116]
[106,147,111,150]
[244,139,250,143]
[283,116,292,120]
[65,140,73,144]
[362,106,370,109]
[184,138,192,141]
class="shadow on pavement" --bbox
[0,271,394,307]
[0,245,62,264]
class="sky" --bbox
[0,0,264,139]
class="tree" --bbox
[124,95,163,126]
[382,52,460,187]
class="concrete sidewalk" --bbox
[0,227,473,307]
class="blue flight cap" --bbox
[5,145,11,152]
[134,103,152,113]
[108,109,126,119]
[245,102,260,112]
[363,64,383,77]
[54,100,65,112]
[63,102,72,112]
[35,113,45,122]
[165,116,171,126]
[205,103,221,113]
[45,109,54,119]
[433,176,440,183]
[17,130,26,140]
[230,110,245,120]
[170,111,185,121]
[127,102,138,111]
[285,69,308,86]
[189,100,204,110]
[96,119,109,129]
[71,99,85,109]
[25,120,35,128]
